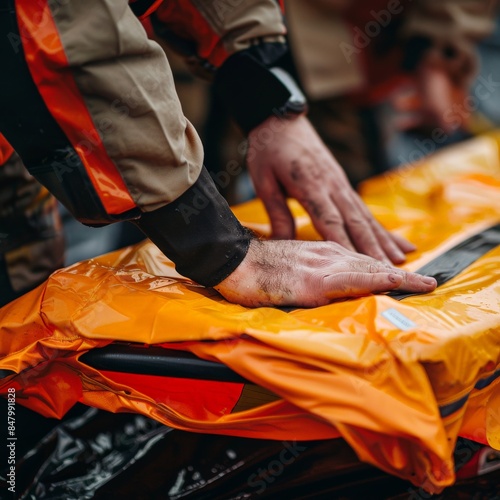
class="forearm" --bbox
[1,0,250,286]
[149,0,307,133]
[150,0,286,70]
[213,42,308,134]
[133,167,252,287]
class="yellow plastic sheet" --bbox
[2,133,500,493]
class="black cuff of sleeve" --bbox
[402,35,433,71]
[214,43,307,134]
[133,167,252,287]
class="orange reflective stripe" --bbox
[16,0,136,215]
[0,134,14,166]
[130,0,164,19]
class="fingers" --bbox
[365,217,417,264]
[325,247,436,295]
[324,269,436,299]
[394,271,437,293]
[361,217,408,264]
[304,190,416,265]
[254,174,295,239]
[246,114,419,265]
[339,251,432,292]
[333,193,393,263]
[292,183,383,259]
[389,231,416,254]
[324,272,402,298]
[215,239,437,308]
[301,196,355,252]
[346,195,417,264]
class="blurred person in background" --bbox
[285,0,497,184]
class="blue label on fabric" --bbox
[381,308,416,331]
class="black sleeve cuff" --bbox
[133,167,253,287]
[214,42,308,134]
[402,35,433,71]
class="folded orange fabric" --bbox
[1,133,500,493]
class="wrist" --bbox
[134,167,253,287]
[214,42,308,135]
[215,239,292,307]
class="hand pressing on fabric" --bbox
[246,114,415,264]
[215,239,436,307]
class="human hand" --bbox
[215,239,436,307]
[392,50,471,134]
[246,115,415,264]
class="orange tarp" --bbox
[1,133,500,493]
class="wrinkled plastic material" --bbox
[0,407,375,499]
[1,133,500,493]
[2,406,499,499]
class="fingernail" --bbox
[392,250,406,264]
[389,273,402,283]
[421,276,436,285]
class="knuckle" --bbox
[345,215,368,226]
[266,197,288,213]
[342,271,357,284]
[323,216,344,226]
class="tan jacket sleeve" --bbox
[15,0,204,217]
[152,1,307,134]
[152,0,286,75]
[4,0,252,287]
